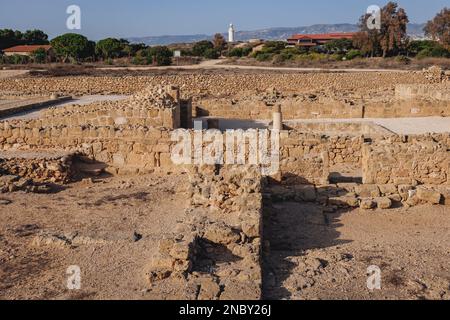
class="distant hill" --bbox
[128,23,427,46]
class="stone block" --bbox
[416,187,442,205]
[355,184,380,198]
[360,199,376,210]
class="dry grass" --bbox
[223,57,450,70]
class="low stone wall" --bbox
[196,95,449,120]
[146,165,263,300]
[196,97,363,120]
[362,134,450,185]
[41,85,184,129]
[286,121,393,137]
[0,122,334,184]
[0,150,75,193]
[396,84,450,101]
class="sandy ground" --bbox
[0,173,189,300]
[1,172,448,300]
[0,70,30,79]
[1,95,128,121]
[263,201,450,300]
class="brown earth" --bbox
[0,172,190,300]
[263,201,450,300]
[1,172,448,300]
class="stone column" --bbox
[272,105,283,131]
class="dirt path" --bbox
[0,173,189,300]
[0,70,30,79]
[97,59,408,73]
[263,201,450,300]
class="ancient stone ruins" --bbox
[0,66,449,300]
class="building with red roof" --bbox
[2,45,53,56]
[287,32,357,47]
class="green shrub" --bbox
[141,46,173,66]
[279,47,304,61]
[9,54,30,64]
[228,47,252,57]
[31,48,47,63]
[203,48,220,59]
[329,53,345,61]
[131,56,147,65]
[395,55,411,64]
[345,49,362,60]
[416,47,450,59]
[192,40,214,57]
[255,52,273,62]
[261,41,286,54]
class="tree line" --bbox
[0,3,448,65]
[0,30,231,65]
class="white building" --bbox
[228,23,235,43]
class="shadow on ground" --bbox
[262,183,355,300]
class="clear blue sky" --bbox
[0,0,447,40]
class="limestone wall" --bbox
[362,134,450,185]
[146,166,263,300]
[395,84,450,101]
[196,97,363,120]
[196,95,449,120]
[1,117,448,187]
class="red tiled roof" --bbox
[3,45,52,53]
[288,32,357,41]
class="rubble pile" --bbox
[146,165,263,300]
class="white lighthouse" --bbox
[228,23,235,43]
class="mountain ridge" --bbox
[127,23,427,46]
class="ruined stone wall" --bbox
[41,102,180,128]
[395,84,450,102]
[1,116,448,187]
[197,97,363,120]
[286,121,393,137]
[364,98,450,118]
[0,122,333,184]
[146,166,263,300]
[196,94,449,120]
[0,72,429,97]
[362,134,450,185]
[0,151,74,193]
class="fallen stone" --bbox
[293,185,316,202]
[416,187,442,205]
[360,199,376,210]
[203,223,241,245]
[356,185,380,198]
[388,194,402,203]
[398,185,415,201]
[378,184,398,196]
[376,197,392,209]
[328,196,359,208]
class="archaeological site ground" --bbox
[0,66,449,301]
